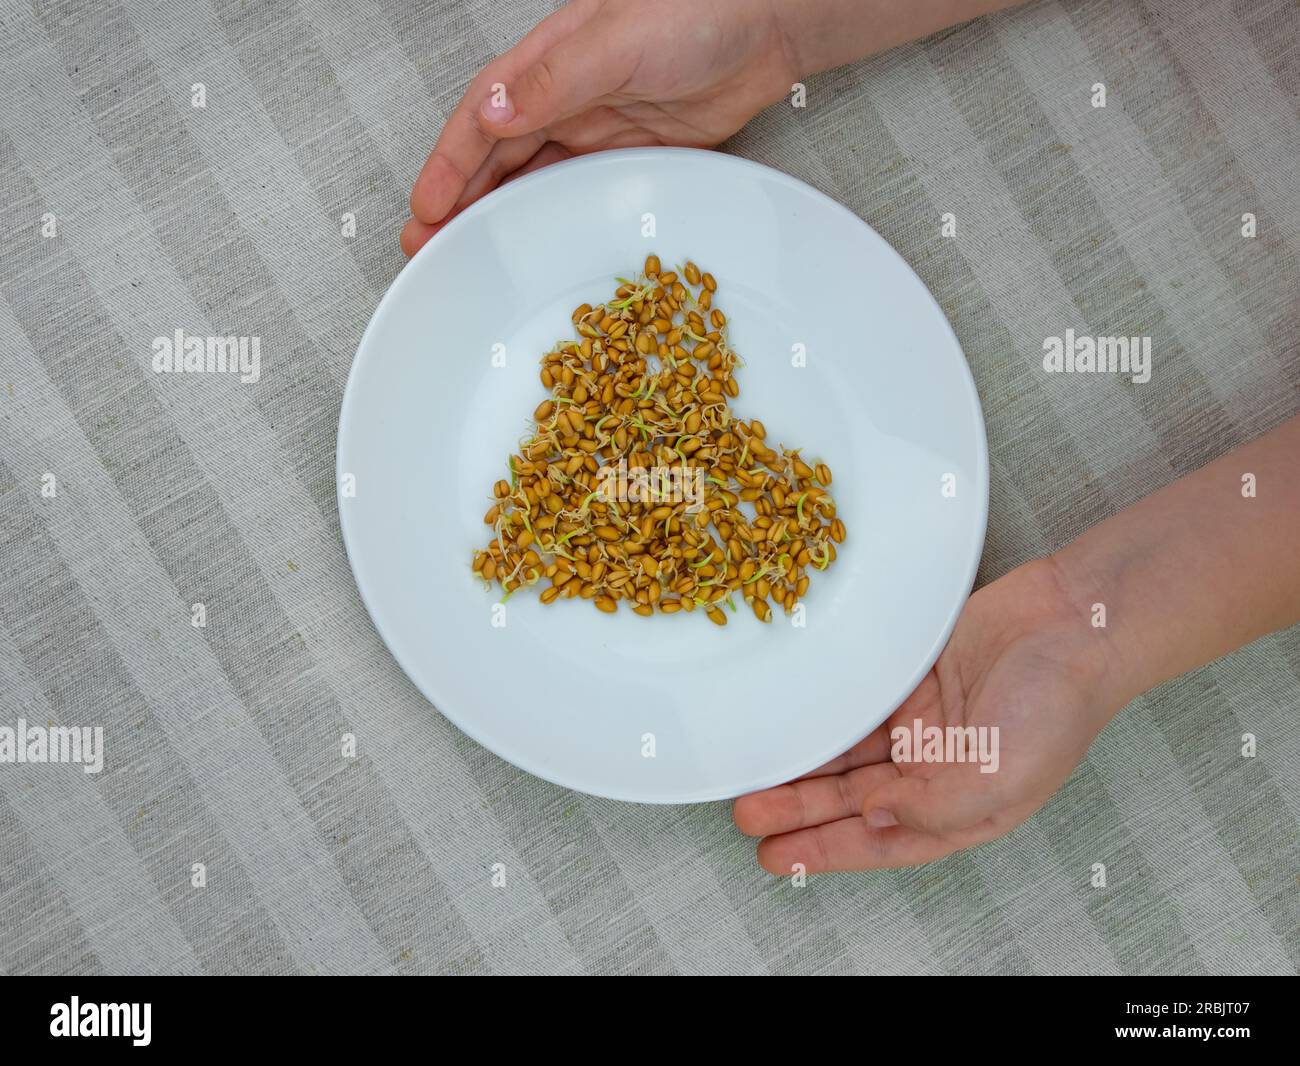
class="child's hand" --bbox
[401,0,796,255]
[735,411,1300,873]
[733,558,1126,872]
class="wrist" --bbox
[767,0,1032,77]
[1043,549,1145,721]
[766,0,850,76]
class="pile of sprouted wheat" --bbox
[472,255,845,625]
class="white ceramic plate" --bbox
[337,147,987,804]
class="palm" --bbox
[733,560,1116,872]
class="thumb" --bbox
[861,770,1003,837]
[479,34,629,137]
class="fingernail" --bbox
[867,808,898,828]
[479,90,515,125]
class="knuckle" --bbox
[526,57,557,101]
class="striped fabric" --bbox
[0,0,1296,975]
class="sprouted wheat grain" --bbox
[470,256,845,623]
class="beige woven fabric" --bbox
[0,0,1296,974]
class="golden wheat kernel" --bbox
[815,463,832,486]
[659,599,681,613]
[684,261,701,285]
[658,271,678,286]
[701,272,717,292]
[706,606,727,626]
[539,585,560,604]
[710,309,726,328]
[645,253,661,276]
[481,558,497,581]
[594,595,617,613]
[752,597,771,622]
[830,519,846,543]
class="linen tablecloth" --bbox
[1,0,1297,974]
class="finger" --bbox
[794,723,894,781]
[860,767,1005,837]
[482,28,632,142]
[733,762,899,837]
[409,0,601,223]
[790,668,941,783]
[450,131,547,210]
[410,105,500,224]
[756,816,956,874]
[497,140,573,185]
[400,216,438,257]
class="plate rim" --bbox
[336,146,990,804]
